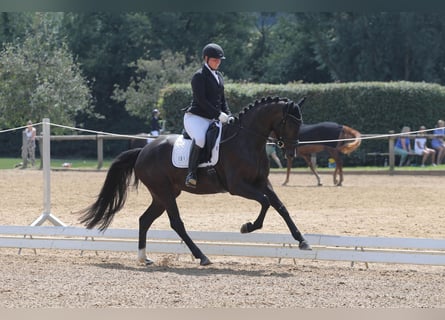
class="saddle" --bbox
[172,121,222,168]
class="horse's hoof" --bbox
[200,256,212,266]
[138,257,154,266]
[240,222,252,234]
[299,240,312,250]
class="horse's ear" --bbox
[297,96,306,109]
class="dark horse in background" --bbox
[282,121,361,186]
[79,97,311,266]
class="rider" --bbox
[183,43,232,188]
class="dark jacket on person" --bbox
[186,65,230,119]
[150,116,161,132]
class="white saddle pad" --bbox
[172,122,222,168]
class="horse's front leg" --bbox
[240,193,270,234]
[265,183,312,250]
[235,180,311,250]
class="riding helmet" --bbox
[202,43,225,59]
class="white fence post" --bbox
[30,118,65,227]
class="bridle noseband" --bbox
[274,100,303,149]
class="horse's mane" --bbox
[236,96,290,122]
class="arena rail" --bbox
[0,225,444,266]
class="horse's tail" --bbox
[79,148,142,231]
[338,125,361,155]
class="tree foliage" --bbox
[112,50,201,123]
[0,13,92,129]
[4,12,445,156]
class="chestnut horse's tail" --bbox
[338,125,361,155]
[79,148,142,231]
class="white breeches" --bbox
[183,113,213,148]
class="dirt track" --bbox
[0,169,444,307]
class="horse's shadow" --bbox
[92,261,294,278]
[281,183,342,188]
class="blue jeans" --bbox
[394,147,409,166]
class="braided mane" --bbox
[236,96,290,122]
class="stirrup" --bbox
[185,173,197,188]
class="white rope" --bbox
[1,121,444,144]
[0,122,43,134]
[48,122,149,140]
[298,127,445,145]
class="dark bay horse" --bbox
[282,121,361,186]
[79,97,311,266]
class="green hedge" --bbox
[159,81,445,165]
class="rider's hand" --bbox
[218,112,229,123]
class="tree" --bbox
[0,13,92,129]
[253,13,331,84]
[112,50,200,123]
[299,13,445,84]
[0,12,32,48]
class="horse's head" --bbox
[273,97,304,158]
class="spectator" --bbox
[21,120,36,168]
[431,119,445,165]
[394,126,412,166]
[149,109,162,137]
[266,142,283,168]
[414,125,436,167]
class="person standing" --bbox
[149,109,162,137]
[22,120,36,168]
[146,108,162,144]
[183,43,232,188]
[266,142,283,168]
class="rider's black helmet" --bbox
[202,43,225,59]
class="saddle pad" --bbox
[172,122,222,168]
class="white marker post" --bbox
[30,118,65,227]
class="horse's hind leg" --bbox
[164,197,211,266]
[330,151,343,186]
[138,200,165,265]
[302,154,322,186]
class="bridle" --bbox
[272,101,303,149]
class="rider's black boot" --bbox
[185,140,201,188]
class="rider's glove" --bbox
[218,112,229,123]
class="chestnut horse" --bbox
[79,97,311,266]
[282,122,361,186]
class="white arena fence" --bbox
[0,225,444,266]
